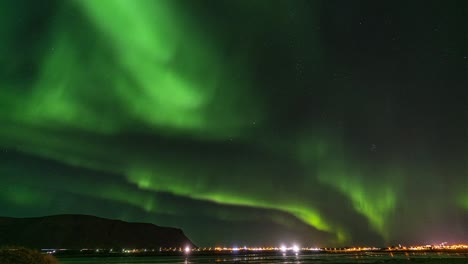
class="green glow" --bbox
[298,135,401,241]
[458,192,468,209]
[1,0,261,138]
[78,0,207,130]
[0,186,51,206]
[0,123,374,244]
[1,0,465,246]
[127,168,348,242]
[77,0,262,137]
[23,34,123,133]
[0,123,346,242]
[317,170,398,240]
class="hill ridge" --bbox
[0,214,195,249]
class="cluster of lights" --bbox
[140,244,468,254]
[212,247,278,251]
[388,244,468,251]
[323,247,380,252]
[40,243,468,255]
[280,244,300,254]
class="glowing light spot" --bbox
[292,245,300,253]
[280,245,287,252]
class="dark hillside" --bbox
[0,215,195,249]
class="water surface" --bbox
[59,252,468,264]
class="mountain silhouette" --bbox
[0,215,195,249]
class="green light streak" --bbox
[317,170,398,240]
[127,169,348,243]
[77,0,207,130]
[0,123,356,244]
[74,0,261,137]
[1,0,262,138]
[3,0,462,246]
[298,135,401,241]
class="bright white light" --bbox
[292,245,300,253]
[280,245,287,252]
[184,246,191,253]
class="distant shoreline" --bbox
[52,249,468,258]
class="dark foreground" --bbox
[59,252,467,264]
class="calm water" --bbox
[58,252,468,264]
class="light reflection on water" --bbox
[59,252,468,264]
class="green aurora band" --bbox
[0,0,466,246]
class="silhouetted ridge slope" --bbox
[0,214,195,249]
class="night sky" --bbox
[0,0,467,247]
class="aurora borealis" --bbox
[0,0,467,246]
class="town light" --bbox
[280,245,287,252]
[292,245,300,253]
